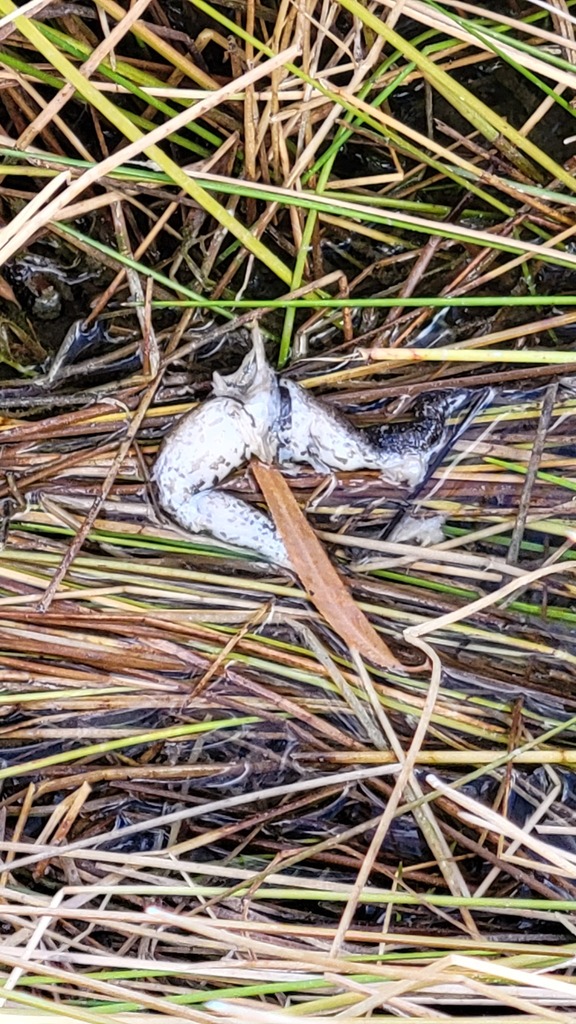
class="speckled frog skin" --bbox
[152,328,460,566]
[276,378,432,486]
[153,335,288,564]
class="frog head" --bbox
[212,323,273,401]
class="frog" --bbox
[152,326,474,567]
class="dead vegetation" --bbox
[1,0,576,1020]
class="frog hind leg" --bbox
[164,488,291,567]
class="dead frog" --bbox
[152,327,476,567]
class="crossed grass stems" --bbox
[2,0,576,1019]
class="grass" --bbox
[1,0,576,1021]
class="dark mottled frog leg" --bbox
[368,388,493,541]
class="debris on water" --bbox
[388,513,447,546]
[7,254,69,320]
[0,312,47,375]
[405,308,453,348]
[48,319,109,383]
[5,252,98,321]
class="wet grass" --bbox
[2,0,576,1020]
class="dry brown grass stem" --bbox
[1,0,576,1018]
